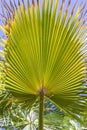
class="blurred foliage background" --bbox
[0,89,87,130]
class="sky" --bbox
[0,0,87,47]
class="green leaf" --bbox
[0,0,87,121]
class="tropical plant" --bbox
[0,0,87,129]
[0,92,79,130]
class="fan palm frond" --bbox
[0,0,87,120]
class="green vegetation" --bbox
[0,0,87,129]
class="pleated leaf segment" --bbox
[0,0,87,121]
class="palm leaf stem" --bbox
[39,88,44,130]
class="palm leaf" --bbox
[0,0,87,120]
